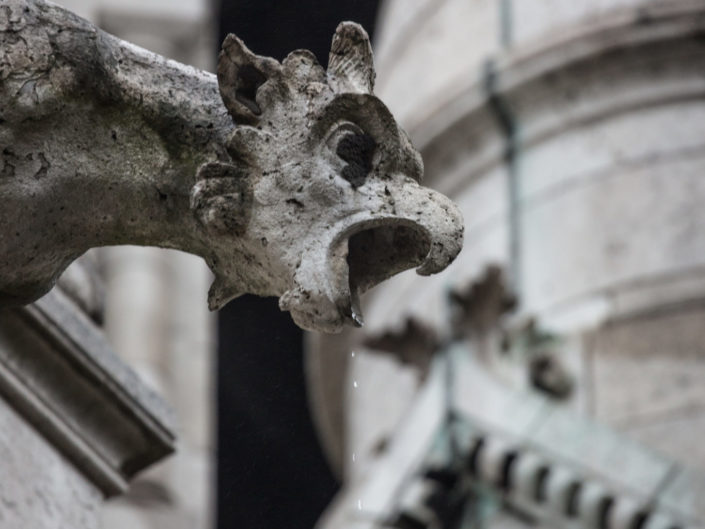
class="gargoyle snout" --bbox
[416,193,464,276]
[384,181,464,277]
[331,180,463,330]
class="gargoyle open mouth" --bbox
[339,221,432,327]
[281,182,464,333]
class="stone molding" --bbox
[0,289,175,497]
[318,353,704,529]
[412,0,705,193]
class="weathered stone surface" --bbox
[0,289,176,496]
[0,0,463,333]
[0,397,102,529]
[591,306,705,422]
[590,306,705,470]
[521,138,705,318]
[374,0,501,129]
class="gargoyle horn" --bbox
[328,22,375,94]
[217,34,284,125]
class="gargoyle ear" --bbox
[190,162,252,235]
[328,22,375,94]
[218,34,283,124]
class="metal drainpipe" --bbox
[484,0,521,296]
[446,0,521,465]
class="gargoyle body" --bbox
[0,0,463,332]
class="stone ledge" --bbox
[0,288,176,497]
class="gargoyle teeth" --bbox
[350,285,364,328]
[207,274,243,311]
[338,287,364,328]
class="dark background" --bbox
[215,2,380,528]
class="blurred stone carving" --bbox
[363,317,440,378]
[450,267,573,399]
[506,319,573,400]
[0,0,463,332]
[449,264,516,342]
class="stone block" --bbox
[521,154,705,315]
[519,101,705,203]
[375,0,500,128]
[591,306,705,429]
[512,0,649,48]
[0,398,102,529]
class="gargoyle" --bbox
[0,0,463,332]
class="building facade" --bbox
[309,1,705,527]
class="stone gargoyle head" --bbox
[192,23,463,332]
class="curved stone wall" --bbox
[306,0,705,489]
[372,0,705,328]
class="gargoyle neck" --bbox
[55,169,209,255]
[0,6,238,303]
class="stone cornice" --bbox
[410,0,705,195]
[0,289,175,497]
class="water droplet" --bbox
[351,288,364,327]
[351,308,364,327]
[351,452,356,462]
[351,351,355,358]
[357,499,363,511]
[353,380,358,388]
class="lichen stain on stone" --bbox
[1,148,17,178]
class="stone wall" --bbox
[308,0,705,526]
[0,401,102,529]
[365,0,705,472]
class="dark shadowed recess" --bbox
[216,2,380,529]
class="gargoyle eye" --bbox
[335,130,376,189]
